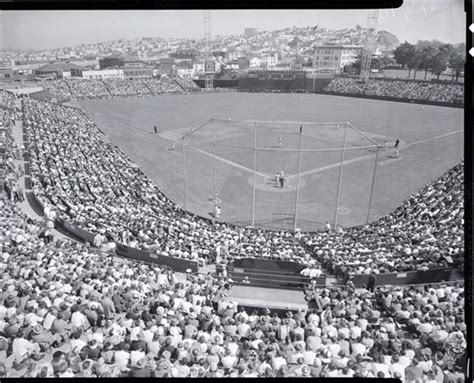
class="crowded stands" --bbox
[42,77,194,102]
[0,90,16,110]
[42,80,72,102]
[103,79,151,98]
[0,189,466,378]
[23,97,464,277]
[0,86,462,379]
[314,162,464,275]
[66,79,111,100]
[323,77,463,105]
[173,77,201,92]
[143,77,183,95]
[0,108,14,129]
[41,75,463,107]
[1,96,24,205]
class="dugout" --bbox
[227,257,326,290]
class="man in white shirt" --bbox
[237,317,251,339]
[221,348,237,370]
[351,339,367,357]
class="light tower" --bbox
[359,10,379,82]
[203,11,214,90]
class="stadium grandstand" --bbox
[0,64,466,381]
[40,76,200,101]
[37,74,464,108]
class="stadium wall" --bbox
[238,77,306,92]
[27,190,199,272]
[54,218,199,272]
[350,268,454,288]
[193,79,238,88]
[115,243,199,273]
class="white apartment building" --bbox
[81,69,124,80]
[192,63,204,75]
[249,57,262,69]
[176,68,194,78]
[313,45,362,71]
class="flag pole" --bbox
[293,125,304,232]
[334,122,348,228]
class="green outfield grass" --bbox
[80,92,463,231]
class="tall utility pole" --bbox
[203,11,214,90]
[359,10,379,82]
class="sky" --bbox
[1,1,465,50]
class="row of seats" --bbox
[0,191,466,378]
[323,77,463,105]
[43,77,196,101]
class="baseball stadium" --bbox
[0,14,467,379]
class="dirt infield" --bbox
[80,92,463,231]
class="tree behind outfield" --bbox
[417,45,437,80]
[393,41,416,77]
[430,50,449,80]
[448,52,465,82]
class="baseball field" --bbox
[80,91,463,231]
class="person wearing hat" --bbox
[81,339,101,361]
[128,357,152,377]
[11,329,39,362]
[159,337,176,360]
[172,357,190,377]
[370,353,391,377]
[30,324,55,352]
[101,341,115,363]
[113,343,131,373]
[405,358,424,383]
[389,354,406,381]
[51,350,69,376]
[3,315,21,338]
[50,310,71,336]
[270,350,287,372]
[36,362,55,378]
[101,291,116,320]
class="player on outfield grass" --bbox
[394,138,400,158]
[278,137,283,147]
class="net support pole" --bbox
[251,122,257,228]
[183,140,188,211]
[293,125,304,232]
[212,119,217,222]
[366,145,380,224]
[334,122,348,228]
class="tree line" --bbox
[392,40,465,82]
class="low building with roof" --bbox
[99,54,145,70]
[34,62,84,79]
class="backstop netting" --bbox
[181,118,382,232]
